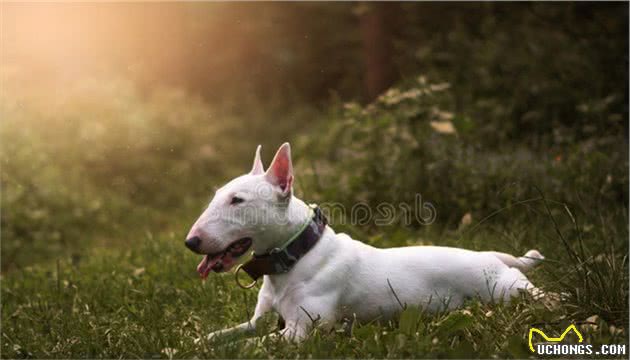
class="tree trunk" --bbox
[359,2,396,102]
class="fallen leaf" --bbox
[430,121,456,134]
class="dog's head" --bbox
[185,143,295,278]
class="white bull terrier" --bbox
[185,143,544,342]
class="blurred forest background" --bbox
[1,2,628,270]
[2,3,629,357]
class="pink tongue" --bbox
[197,255,221,279]
[196,253,238,279]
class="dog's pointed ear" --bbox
[265,142,293,195]
[250,145,264,175]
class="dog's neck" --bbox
[253,195,313,255]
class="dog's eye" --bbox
[230,196,245,205]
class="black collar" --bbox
[241,206,327,281]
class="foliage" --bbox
[396,3,628,145]
[297,76,628,228]
[0,75,312,270]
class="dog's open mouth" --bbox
[196,237,252,279]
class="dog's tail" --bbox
[487,249,545,273]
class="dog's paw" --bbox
[207,331,222,342]
[193,331,221,346]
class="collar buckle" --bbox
[269,247,298,273]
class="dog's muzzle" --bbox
[185,236,202,252]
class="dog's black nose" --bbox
[185,236,201,251]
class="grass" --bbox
[2,198,627,358]
[1,74,627,358]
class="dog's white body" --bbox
[186,143,543,342]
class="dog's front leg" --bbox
[206,319,260,341]
[198,285,273,343]
[277,298,339,343]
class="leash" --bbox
[234,204,327,289]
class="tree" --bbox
[358,2,397,102]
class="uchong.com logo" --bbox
[528,324,627,356]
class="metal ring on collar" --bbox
[235,264,257,289]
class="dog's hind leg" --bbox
[485,249,544,273]
[492,267,554,305]
[489,267,537,302]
